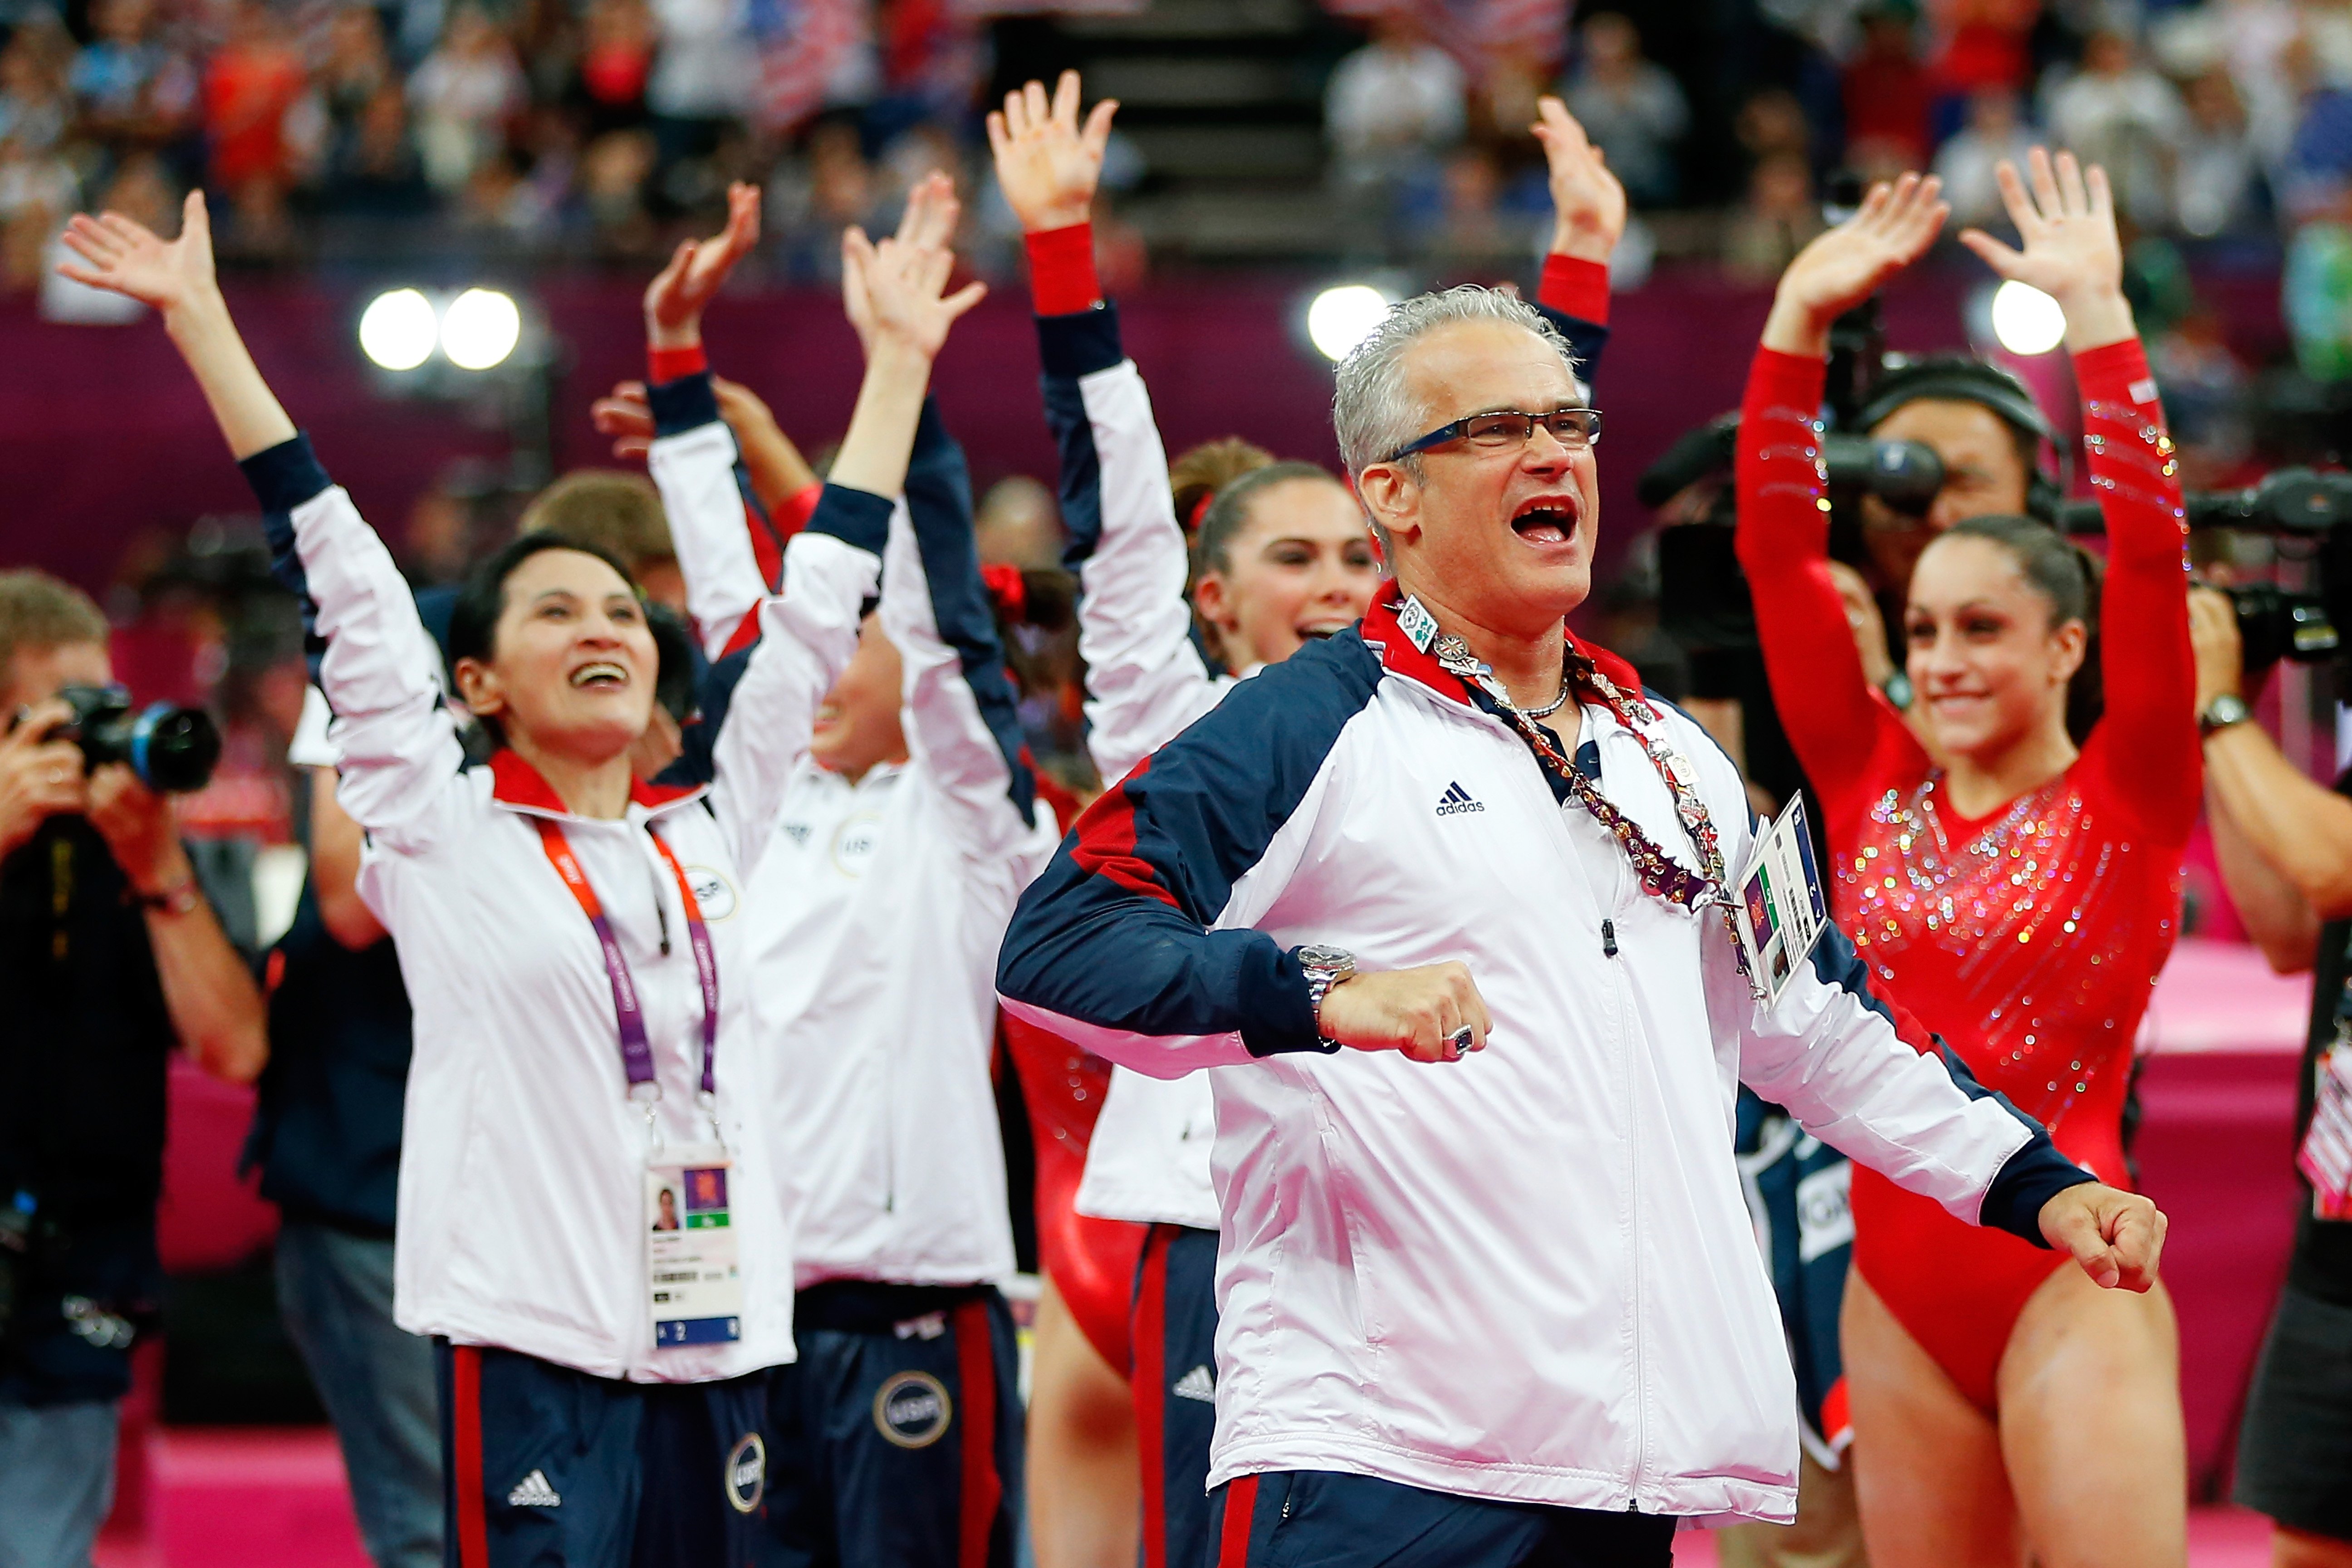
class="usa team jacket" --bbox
[996,594,2092,1522]
[1043,283,1613,1234]
[249,433,885,1382]
[648,370,1059,1290]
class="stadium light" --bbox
[1307,284,1393,362]
[1989,280,2066,357]
[358,288,437,371]
[441,288,522,371]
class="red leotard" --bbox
[1005,774,1146,1371]
[1736,338,2199,1411]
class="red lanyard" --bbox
[536,818,721,1099]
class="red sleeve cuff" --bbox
[1539,254,1609,326]
[2071,337,2159,412]
[1025,223,1102,317]
[773,480,822,541]
[649,344,708,383]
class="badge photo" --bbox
[872,1370,953,1448]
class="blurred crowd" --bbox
[15,0,2352,287]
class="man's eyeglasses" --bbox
[1386,407,1604,464]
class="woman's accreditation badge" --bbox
[647,1148,745,1346]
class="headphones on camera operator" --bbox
[1852,353,2069,527]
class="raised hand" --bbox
[1958,148,2133,351]
[644,181,761,349]
[842,224,987,363]
[1533,97,1625,263]
[592,376,817,513]
[845,172,959,356]
[986,69,1118,234]
[1761,172,1947,357]
[57,189,219,314]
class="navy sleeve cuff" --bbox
[804,483,893,558]
[1532,304,1608,384]
[1036,302,1125,380]
[647,370,721,438]
[1239,940,1338,1059]
[1979,1140,2096,1245]
[240,433,333,514]
[912,394,950,467]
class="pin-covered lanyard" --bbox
[535,817,721,1115]
[1423,612,1755,990]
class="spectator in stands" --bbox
[2045,28,2187,227]
[573,0,655,138]
[1325,4,1467,254]
[2190,590,2352,1568]
[0,18,71,156]
[0,570,268,1568]
[2175,63,2270,236]
[1934,87,2040,228]
[1723,148,1823,280]
[202,0,306,250]
[645,0,755,199]
[69,0,198,165]
[406,6,525,194]
[314,5,395,172]
[319,81,432,215]
[1842,5,1931,178]
[1560,10,1686,207]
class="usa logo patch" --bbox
[872,1370,952,1449]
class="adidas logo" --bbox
[1435,782,1485,816]
[506,1470,562,1508]
[1171,1364,1216,1403]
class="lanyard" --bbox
[1430,626,1756,990]
[535,817,721,1102]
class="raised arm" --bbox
[990,72,1222,785]
[632,182,784,658]
[700,200,989,864]
[1528,96,1621,382]
[1960,150,2197,844]
[1736,175,1946,817]
[60,194,464,853]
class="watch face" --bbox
[1296,944,1352,971]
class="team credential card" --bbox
[1733,794,1830,1009]
[646,1148,744,1347]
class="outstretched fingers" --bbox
[1051,67,1082,130]
[1081,96,1117,157]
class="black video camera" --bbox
[15,685,223,794]
[2059,468,2352,678]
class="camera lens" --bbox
[128,705,221,794]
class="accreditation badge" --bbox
[2299,1038,2352,1220]
[1733,794,1831,1008]
[646,1147,744,1347]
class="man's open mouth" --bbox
[1510,497,1581,545]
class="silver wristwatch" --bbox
[1295,944,1357,1043]
[2198,692,2252,739]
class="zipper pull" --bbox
[1602,918,1618,958]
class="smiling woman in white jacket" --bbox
[58,189,980,1568]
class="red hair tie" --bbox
[1188,490,1215,532]
[980,562,1027,622]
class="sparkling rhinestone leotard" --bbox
[1737,337,2198,1411]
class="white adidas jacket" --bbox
[647,378,1058,1289]
[997,592,2092,1522]
[248,434,882,1381]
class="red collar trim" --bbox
[488,747,704,815]
[1361,587,1649,708]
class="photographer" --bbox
[0,569,266,1568]
[2191,586,2352,1568]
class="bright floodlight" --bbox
[1989,280,2066,356]
[1308,284,1392,361]
[441,288,522,371]
[358,288,436,371]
